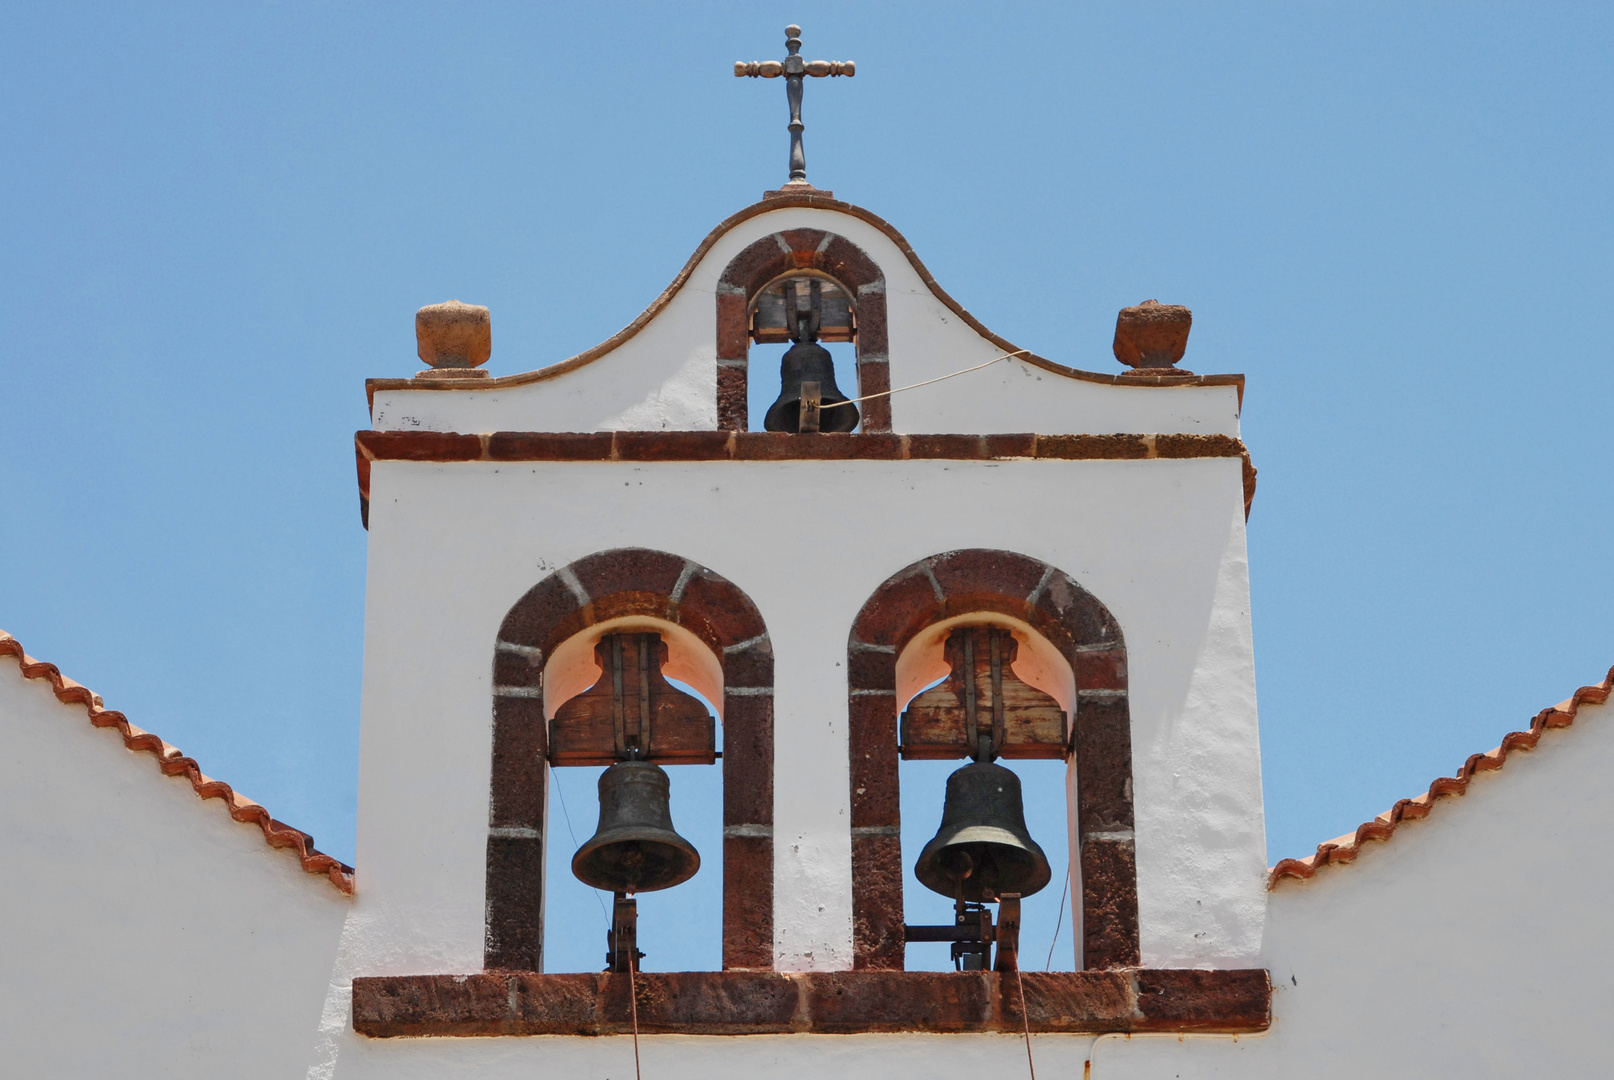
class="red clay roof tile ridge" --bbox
[0,630,355,896]
[1268,664,1614,889]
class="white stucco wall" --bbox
[351,453,1265,985]
[1086,694,1614,1078]
[0,653,349,1078]
[369,205,1242,438]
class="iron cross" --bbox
[735,25,855,186]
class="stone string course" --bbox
[354,430,1257,527]
[352,968,1271,1037]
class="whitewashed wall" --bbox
[369,204,1242,437]
[350,453,1265,983]
[0,654,350,1079]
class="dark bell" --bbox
[572,760,700,894]
[914,761,1051,903]
[763,341,859,433]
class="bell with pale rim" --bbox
[572,760,700,894]
[914,760,1051,903]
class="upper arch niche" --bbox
[715,227,889,431]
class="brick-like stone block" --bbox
[851,834,905,970]
[679,569,767,645]
[846,645,895,691]
[717,363,748,431]
[719,235,793,293]
[484,837,545,971]
[508,972,603,1033]
[905,434,985,460]
[807,972,993,1032]
[498,574,584,651]
[569,548,688,603]
[1154,433,1243,459]
[722,639,774,689]
[1134,969,1271,1032]
[357,430,483,461]
[614,431,733,461]
[779,228,827,255]
[930,548,1048,606]
[485,432,612,461]
[492,647,542,689]
[1074,649,1128,690]
[723,835,774,970]
[818,235,883,290]
[1080,838,1141,969]
[1033,573,1123,650]
[848,695,899,827]
[1012,972,1134,1031]
[1072,697,1135,831]
[1034,434,1149,460]
[716,292,749,361]
[721,695,773,826]
[984,432,1038,459]
[856,352,891,432]
[353,973,511,1037]
[853,564,942,647]
[489,696,546,826]
[632,972,800,1032]
[855,297,889,356]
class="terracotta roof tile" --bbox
[1269,665,1614,889]
[0,630,354,895]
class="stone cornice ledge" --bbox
[352,968,1271,1037]
[352,430,1258,528]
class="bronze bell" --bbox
[572,760,700,894]
[914,761,1051,903]
[763,340,859,433]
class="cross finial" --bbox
[735,25,855,192]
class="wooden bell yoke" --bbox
[901,626,1070,761]
[548,632,717,767]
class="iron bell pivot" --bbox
[572,760,700,894]
[914,760,1051,903]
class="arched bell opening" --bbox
[892,616,1081,973]
[846,549,1140,974]
[714,228,891,432]
[488,548,775,976]
[745,269,862,434]
[540,616,726,974]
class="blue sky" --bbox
[3,4,1610,972]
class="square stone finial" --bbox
[1113,300,1192,372]
[416,300,491,377]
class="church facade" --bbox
[4,177,1612,1077]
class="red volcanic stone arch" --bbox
[488,548,774,972]
[715,228,891,432]
[846,549,1139,971]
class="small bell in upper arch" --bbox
[762,277,859,433]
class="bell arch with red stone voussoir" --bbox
[715,227,890,432]
[846,548,1139,971]
[487,547,774,971]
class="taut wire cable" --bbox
[817,349,1032,409]
[1045,867,1072,971]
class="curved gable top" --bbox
[368,193,1244,437]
